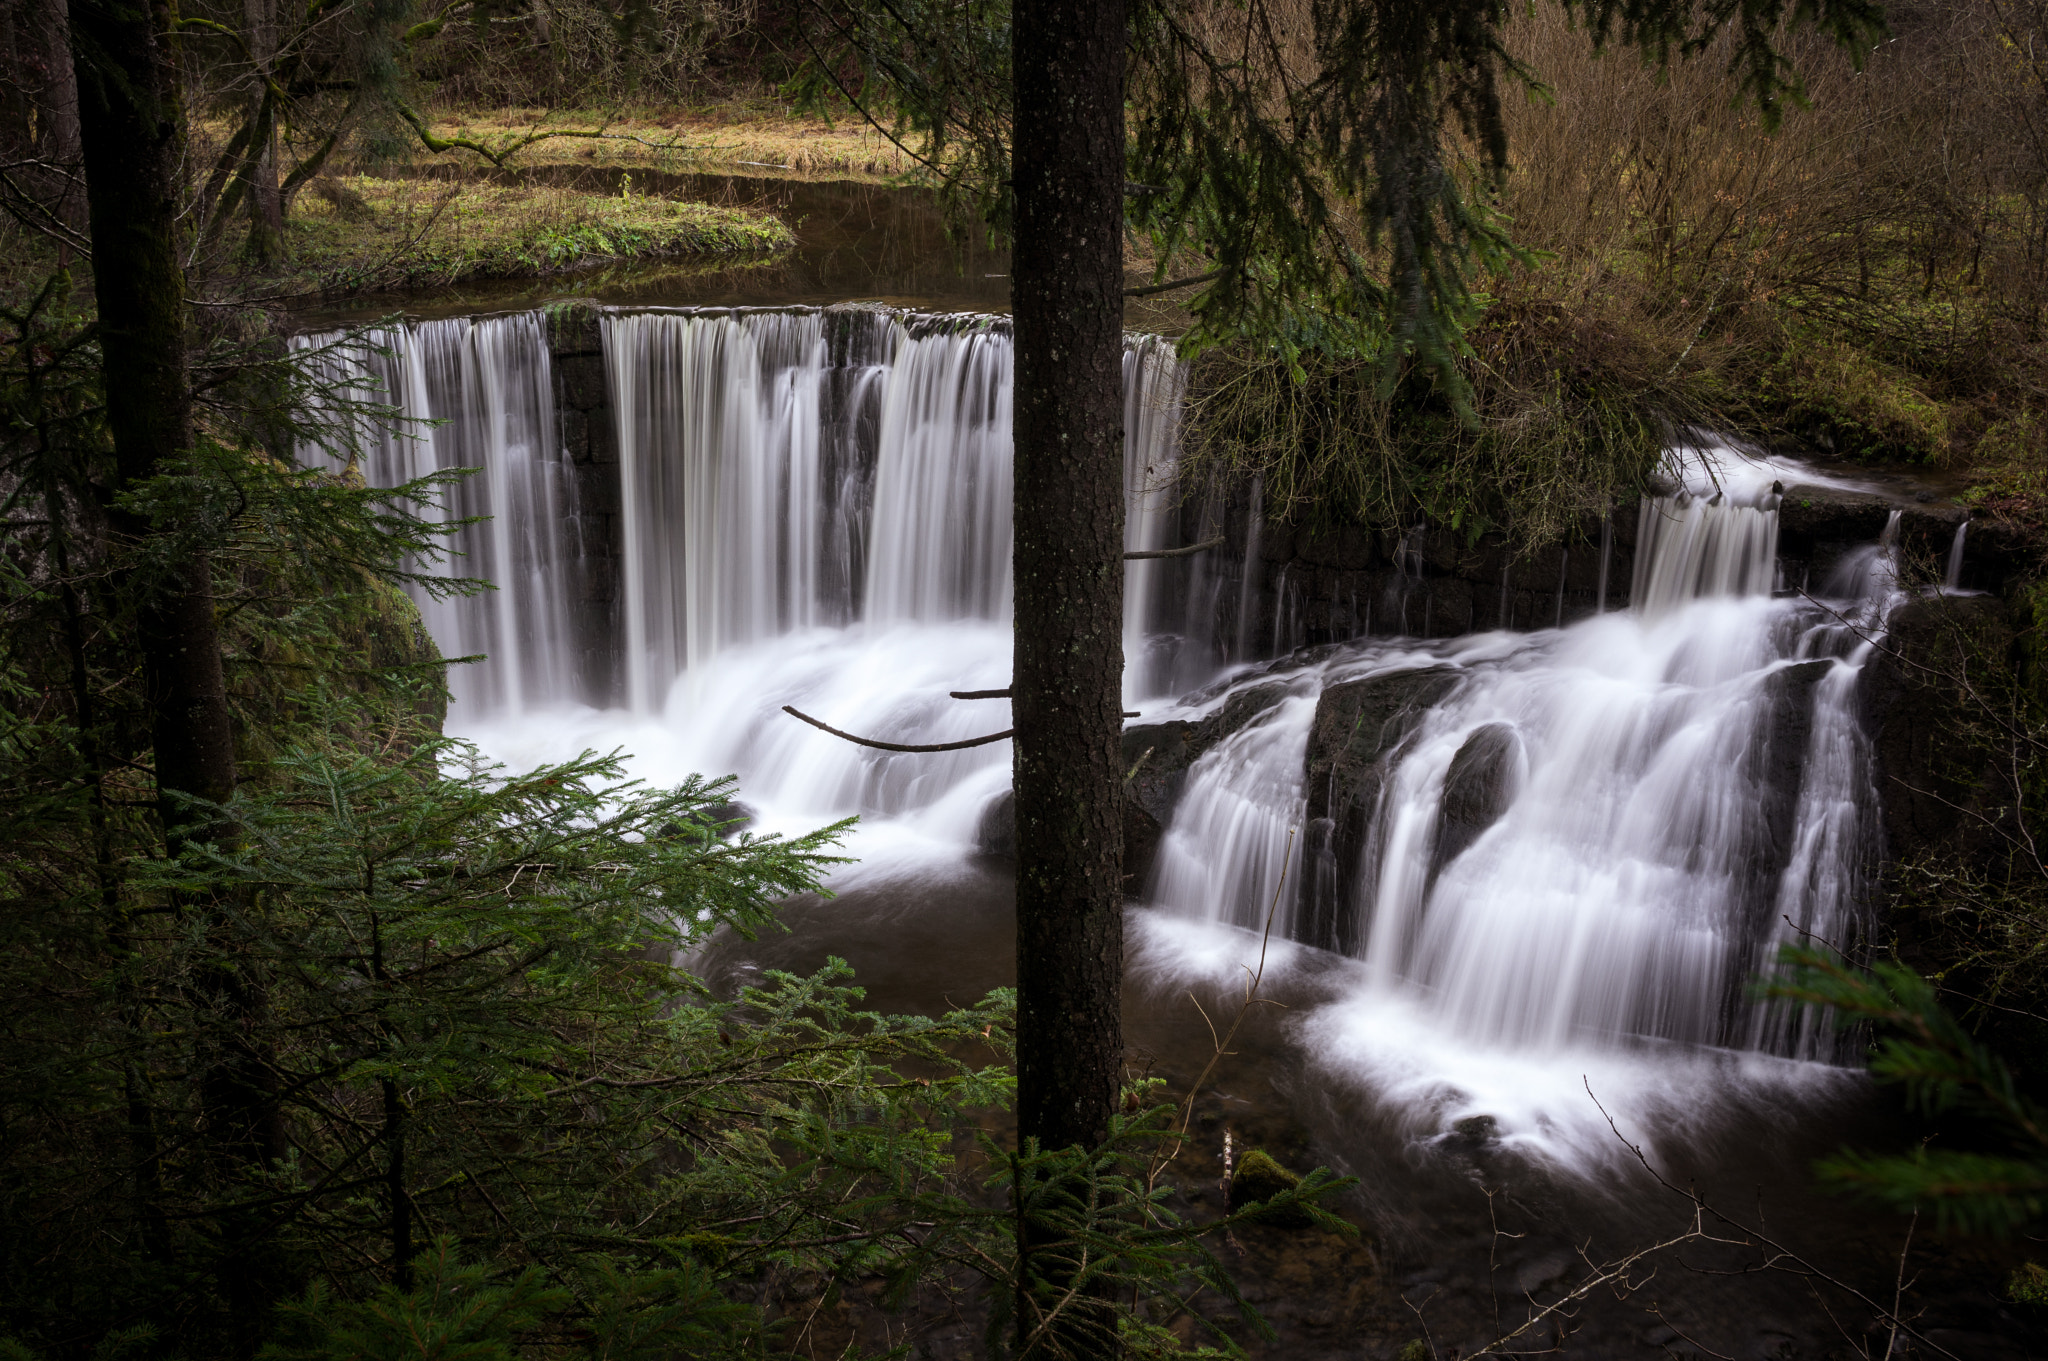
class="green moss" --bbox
[279,175,792,292]
[1227,1148,1314,1227]
[2012,1262,2048,1304]
[1756,338,1952,464]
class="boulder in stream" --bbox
[975,790,1167,897]
[1299,667,1461,954]
[1428,722,1521,886]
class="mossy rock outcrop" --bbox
[1227,1148,1315,1228]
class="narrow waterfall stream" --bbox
[298,306,2005,1353]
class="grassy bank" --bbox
[279,175,793,292]
[415,102,924,181]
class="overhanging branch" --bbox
[783,706,1012,753]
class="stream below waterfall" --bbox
[293,263,2040,1354]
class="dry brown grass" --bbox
[417,104,927,182]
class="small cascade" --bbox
[291,314,580,716]
[1946,518,1971,590]
[1147,451,1893,1064]
[1632,478,1780,614]
[1149,680,1322,939]
[1233,475,1265,663]
[1123,334,1189,699]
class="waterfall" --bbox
[290,314,580,716]
[1946,518,1970,590]
[604,308,846,711]
[1146,453,1891,1064]
[1123,334,1188,699]
[297,307,1906,1107]
[299,308,1933,1167]
[301,306,1194,724]
[862,316,1014,626]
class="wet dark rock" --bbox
[975,791,1016,859]
[975,789,1166,897]
[1123,798,1164,894]
[1862,592,2016,864]
[1429,723,1520,885]
[543,297,605,355]
[1122,680,1294,826]
[1299,667,1461,954]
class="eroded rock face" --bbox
[1429,722,1520,887]
[1862,593,2017,863]
[1299,667,1462,954]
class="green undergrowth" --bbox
[1181,292,1680,550]
[280,175,792,292]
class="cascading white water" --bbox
[298,309,1917,1169]
[291,314,579,716]
[306,305,1200,839]
[605,308,843,711]
[1146,447,1887,1063]
[1947,518,1971,590]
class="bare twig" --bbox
[1124,536,1226,560]
[781,705,1012,753]
[1579,1080,1961,1361]
[1125,269,1225,298]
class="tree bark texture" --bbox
[239,0,282,260]
[70,0,241,832]
[1011,0,1129,1158]
[38,0,85,232]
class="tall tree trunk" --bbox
[69,0,239,834]
[38,0,84,233]
[70,9,279,1344]
[1010,0,1128,1159]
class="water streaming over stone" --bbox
[1142,448,1890,1067]
[294,313,1917,1166]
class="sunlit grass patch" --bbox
[282,174,792,291]
[421,104,927,181]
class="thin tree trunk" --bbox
[38,0,84,233]
[240,0,282,260]
[1,0,30,154]
[383,1076,412,1289]
[1010,0,1128,1160]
